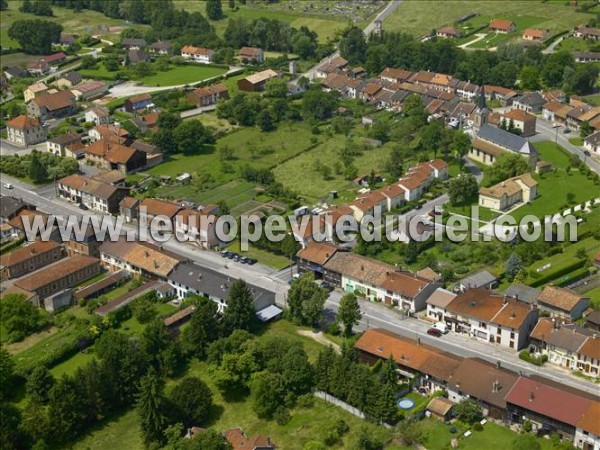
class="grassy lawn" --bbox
[193,112,238,133]
[71,408,144,450]
[50,349,95,377]
[139,65,228,87]
[445,203,500,223]
[585,286,600,309]
[584,94,600,107]
[225,240,291,270]
[507,142,599,222]
[555,36,600,53]
[0,52,40,68]
[273,137,391,203]
[384,0,595,39]
[569,137,584,147]
[79,66,121,81]
[524,237,600,286]
[0,0,144,50]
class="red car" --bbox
[427,328,442,337]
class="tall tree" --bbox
[182,297,222,358]
[0,348,15,400]
[141,319,180,376]
[287,273,328,328]
[447,173,478,206]
[47,375,88,443]
[173,120,215,154]
[339,26,367,65]
[206,0,223,20]
[337,293,362,336]
[451,131,472,167]
[29,151,48,183]
[169,376,213,427]
[251,371,286,419]
[0,402,27,450]
[137,368,168,445]
[26,366,55,404]
[505,253,523,280]
[224,279,256,333]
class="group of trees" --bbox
[0,294,50,342]
[20,0,53,16]
[339,26,598,95]
[448,173,479,206]
[315,346,400,424]
[287,273,329,328]
[7,19,62,53]
[485,152,530,187]
[0,151,79,184]
[224,17,325,59]
[152,112,215,154]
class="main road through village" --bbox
[1,177,599,397]
[1,0,599,397]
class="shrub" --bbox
[473,423,483,432]
[523,420,532,432]
[274,407,291,425]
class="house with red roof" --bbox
[489,19,516,33]
[41,52,68,65]
[181,45,214,64]
[506,377,594,441]
[5,115,47,147]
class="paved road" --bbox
[304,0,402,80]
[542,36,565,55]
[324,293,600,396]
[533,119,600,174]
[2,177,599,395]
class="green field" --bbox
[79,66,121,81]
[585,286,600,309]
[384,0,596,39]
[0,0,143,50]
[506,142,599,222]
[555,36,600,53]
[273,137,391,203]
[139,65,228,87]
[525,237,600,286]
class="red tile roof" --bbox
[6,115,40,130]
[505,377,591,426]
[490,19,515,31]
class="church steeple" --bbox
[473,84,489,132]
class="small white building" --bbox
[584,131,600,155]
[181,45,214,64]
[85,106,111,126]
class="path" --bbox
[542,36,565,55]
[297,330,341,353]
[459,33,487,49]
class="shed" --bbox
[426,397,454,422]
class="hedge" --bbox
[529,259,587,287]
[519,350,548,367]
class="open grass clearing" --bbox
[225,240,291,270]
[384,0,596,39]
[138,65,228,87]
[273,137,391,203]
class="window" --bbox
[510,341,514,349]
[510,332,515,339]
[497,327,501,334]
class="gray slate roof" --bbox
[459,269,498,289]
[585,131,600,146]
[505,283,541,305]
[545,326,592,352]
[477,124,537,156]
[169,262,275,311]
[514,92,546,108]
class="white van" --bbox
[433,322,449,334]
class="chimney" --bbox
[153,260,159,269]
[417,337,421,346]
[144,251,149,258]
[496,360,501,369]
[529,392,535,402]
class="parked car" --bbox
[78,203,88,210]
[3,183,13,189]
[563,128,571,134]
[246,258,257,265]
[584,150,591,157]
[220,250,230,258]
[320,281,334,292]
[226,252,236,259]
[427,328,443,337]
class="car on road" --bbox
[78,203,88,210]
[220,250,231,258]
[563,128,571,134]
[226,252,236,259]
[584,150,591,157]
[552,123,560,128]
[427,328,443,337]
[246,258,257,265]
[3,183,13,189]
[320,281,334,292]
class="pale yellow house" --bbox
[23,82,48,103]
[479,173,538,211]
